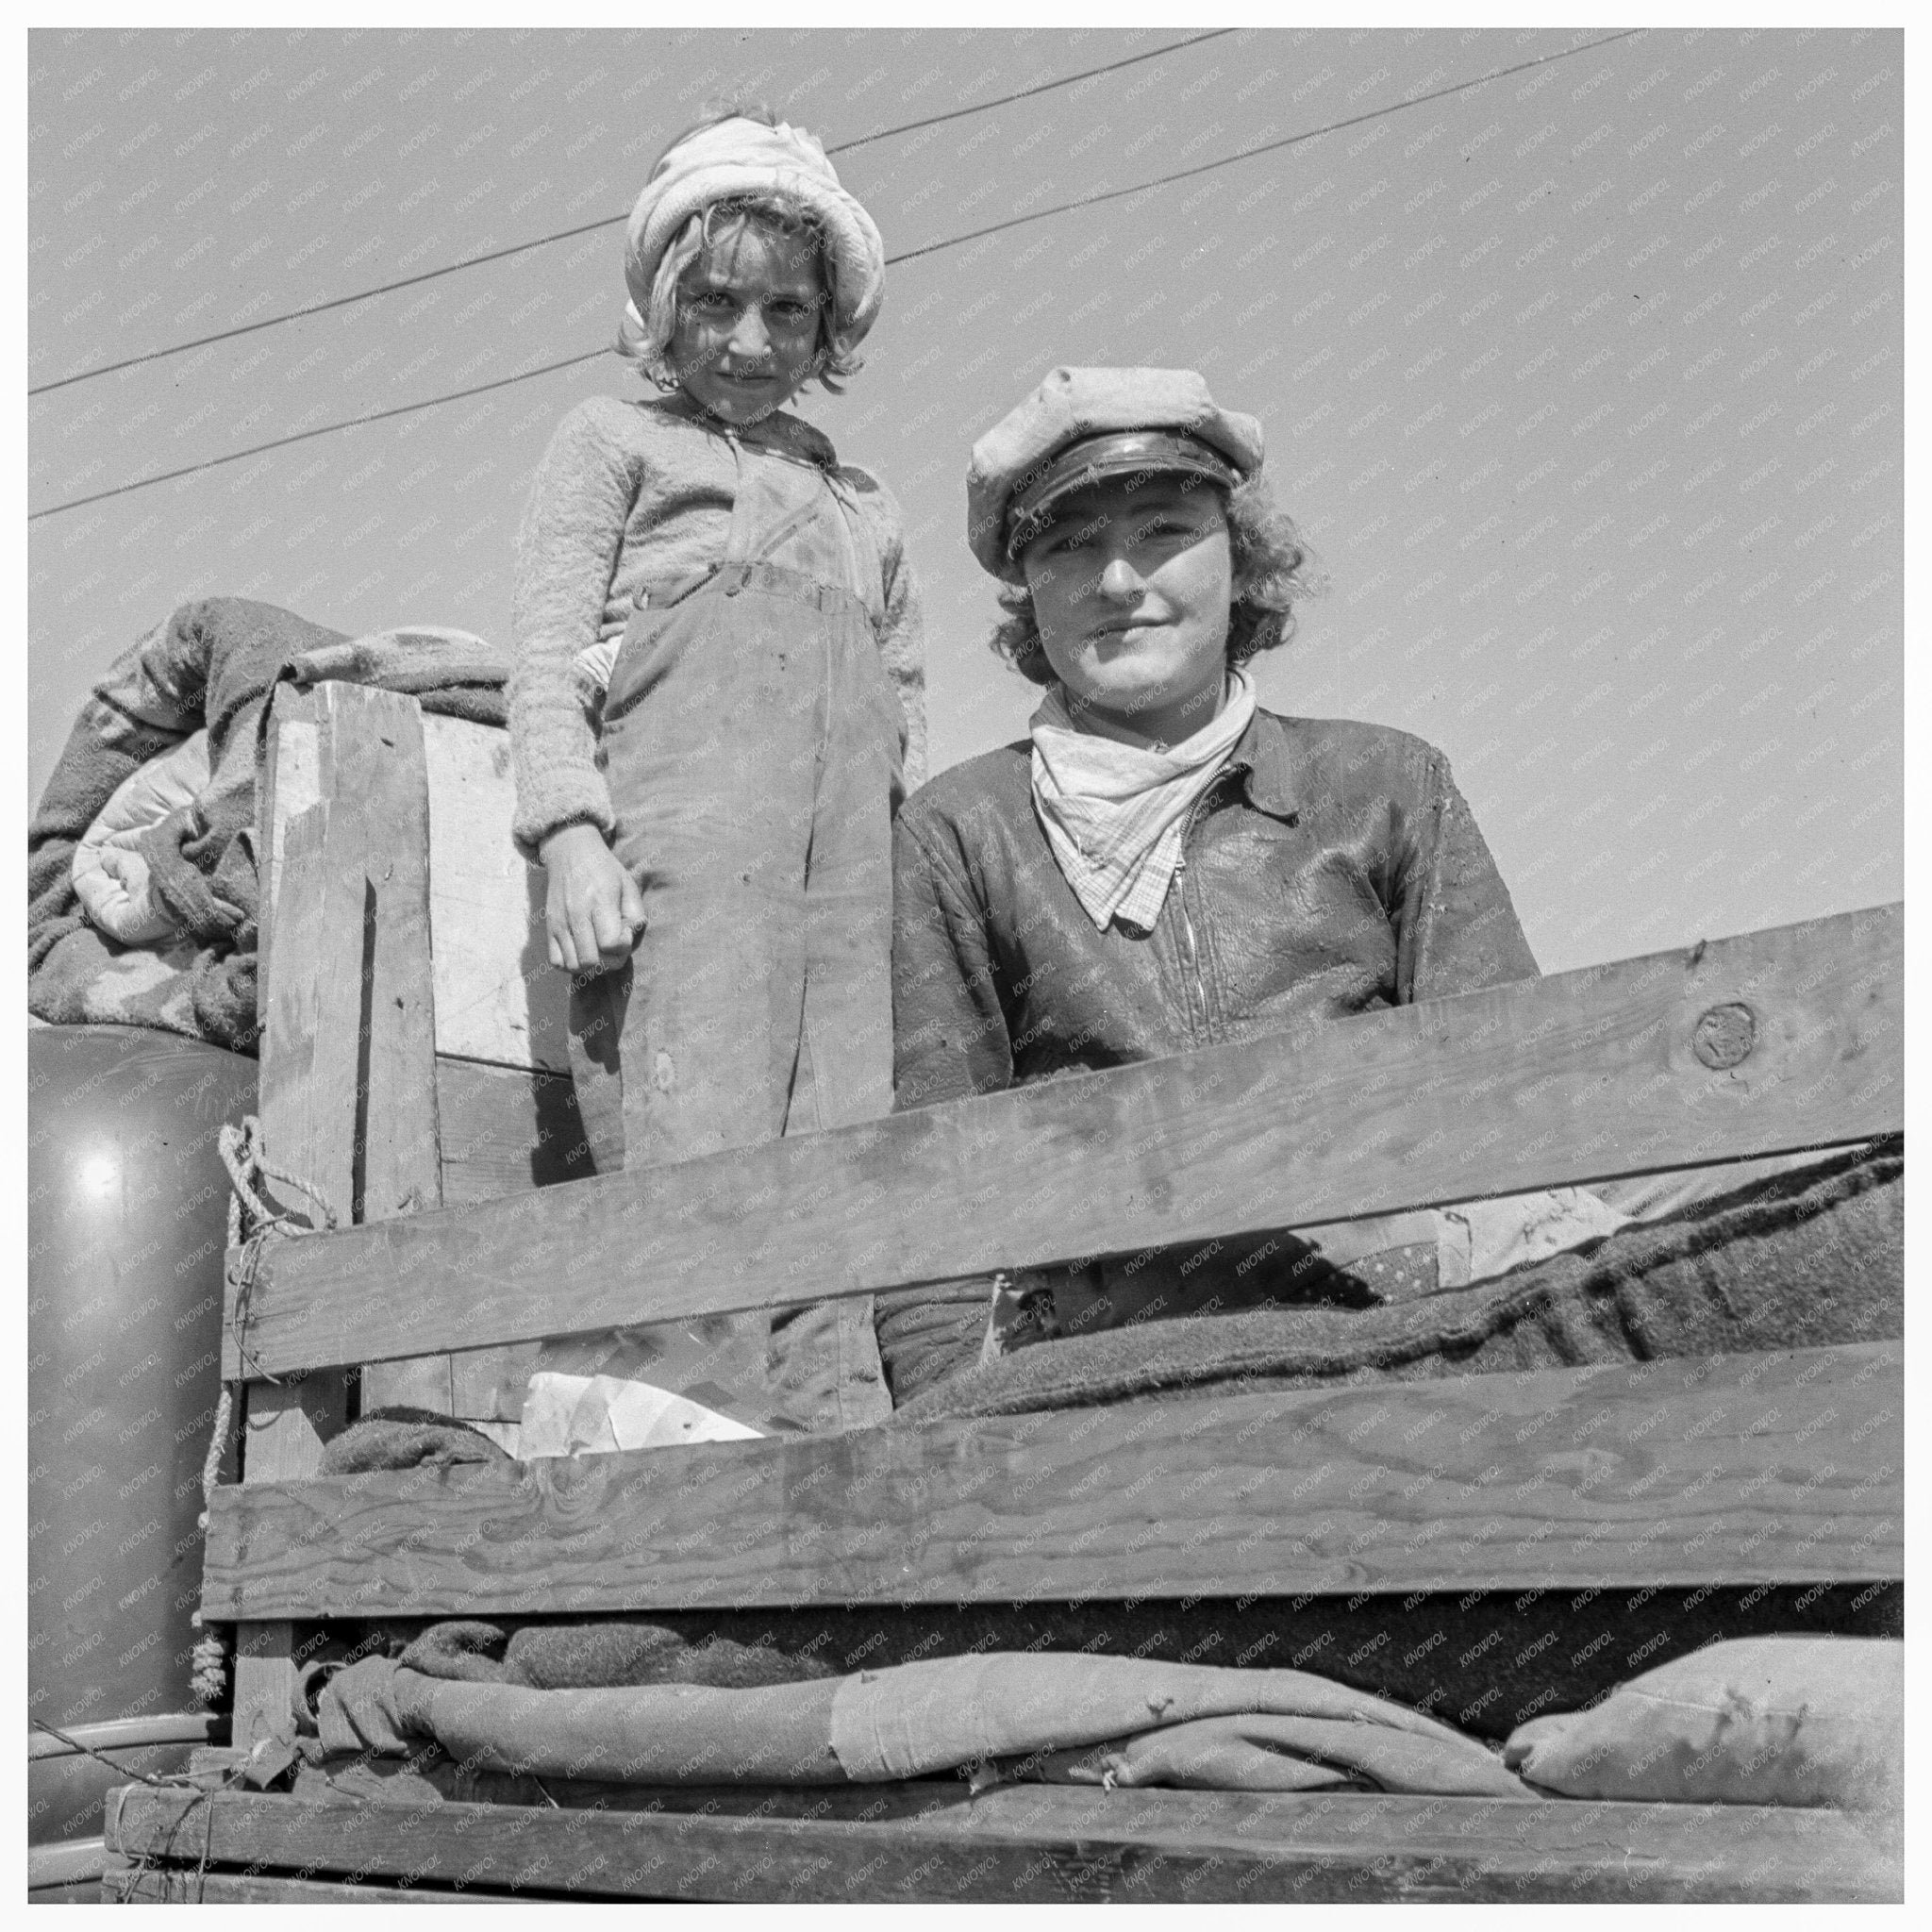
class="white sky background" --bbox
[26,25,1903,974]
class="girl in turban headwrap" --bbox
[507,107,924,1435]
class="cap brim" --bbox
[1006,431,1240,557]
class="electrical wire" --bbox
[31,352,608,520]
[27,31,1641,524]
[27,217,629,400]
[826,29,1234,154]
[889,29,1643,266]
[27,32,1232,397]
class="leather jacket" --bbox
[875,707,1539,1404]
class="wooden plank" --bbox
[338,688,448,1415]
[103,1782,1900,1904]
[226,903,1901,1380]
[103,1862,493,1904]
[235,689,347,1753]
[421,712,569,1074]
[255,691,353,1232]
[237,683,450,1743]
[433,1056,589,1421]
[255,679,443,1236]
[202,1341,1900,1619]
[433,1055,592,1205]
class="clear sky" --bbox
[27,25,1902,974]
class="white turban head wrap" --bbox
[620,115,886,372]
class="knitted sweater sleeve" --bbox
[508,396,641,858]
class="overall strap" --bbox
[722,439,874,606]
[824,472,885,624]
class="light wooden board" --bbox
[226,903,1902,1380]
[433,1055,591,1206]
[421,712,569,1074]
[235,687,349,1751]
[347,691,451,1414]
[104,1781,1900,1904]
[102,1861,492,1904]
[201,1341,1900,1620]
[432,1056,588,1421]
[238,683,452,1741]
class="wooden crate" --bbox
[107,686,1904,1903]
[106,1782,1901,1904]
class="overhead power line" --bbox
[31,352,610,518]
[27,31,1640,525]
[27,31,1233,397]
[26,218,629,400]
[889,29,1642,267]
[826,29,1234,154]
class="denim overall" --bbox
[553,433,901,1433]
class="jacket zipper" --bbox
[1172,797,1213,1041]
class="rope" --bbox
[98,1754,262,1905]
[33,1712,271,1904]
[189,1118,343,1708]
[220,1116,340,1237]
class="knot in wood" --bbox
[1693,1002,1757,1071]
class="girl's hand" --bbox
[540,824,646,974]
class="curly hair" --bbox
[987,473,1325,687]
[620,103,860,396]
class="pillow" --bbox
[1504,1636,1903,1808]
[71,729,210,944]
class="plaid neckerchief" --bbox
[1029,669,1257,935]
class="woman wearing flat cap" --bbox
[874,366,1626,1404]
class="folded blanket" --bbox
[903,1140,1901,1422]
[1505,1637,1904,1811]
[314,1649,1526,1798]
[876,1153,1834,1407]
[70,730,213,943]
[398,1618,836,1691]
[317,1408,514,1476]
[28,599,509,1051]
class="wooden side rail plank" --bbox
[433,1050,591,1425]
[226,903,1901,1379]
[343,685,449,1417]
[433,1057,591,1206]
[104,1864,491,1904]
[104,1784,1900,1904]
[234,686,352,1752]
[235,683,450,1749]
[421,712,569,1075]
[202,1341,1901,1620]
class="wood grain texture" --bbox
[432,1055,592,1205]
[255,689,315,1004]
[103,1862,491,1905]
[256,699,355,1235]
[236,690,347,1750]
[104,1781,1900,1904]
[241,685,454,1734]
[226,904,1902,1380]
[280,686,448,1411]
[256,683,445,1231]
[202,1341,1900,1620]
[421,713,569,1074]
[346,690,450,1414]
[432,1056,589,1420]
